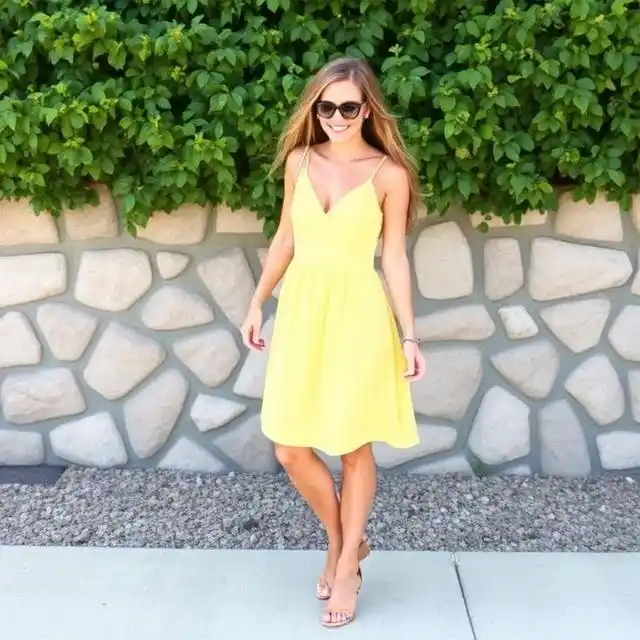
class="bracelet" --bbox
[401,337,420,345]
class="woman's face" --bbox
[315,79,370,143]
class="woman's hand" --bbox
[402,340,425,382]
[241,304,266,352]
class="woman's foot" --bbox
[321,569,363,628]
[316,537,370,600]
[316,543,341,600]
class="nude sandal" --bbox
[316,537,370,600]
[321,569,363,629]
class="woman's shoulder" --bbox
[289,144,309,161]
[283,145,309,174]
[376,155,409,183]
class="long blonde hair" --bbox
[271,57,421,230]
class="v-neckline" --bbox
[304,168,373,217]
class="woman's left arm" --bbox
[379,163,425,382]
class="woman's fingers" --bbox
[411,353,425,381]
[241,323,258,351]
[248,325,266,351]
[403,348,425,382]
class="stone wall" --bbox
[0,188,639,476]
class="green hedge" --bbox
[1,0,639,235]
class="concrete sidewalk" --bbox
[1,546,638,640]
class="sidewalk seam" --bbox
[451,552,478,640]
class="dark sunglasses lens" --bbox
[316,102,336,118]
[340,103,361,119]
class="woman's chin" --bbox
[323,124,355,141]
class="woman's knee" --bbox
[341,443,374,469]
[275,444,311,468]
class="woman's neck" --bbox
[323,136,370,161]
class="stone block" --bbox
[75,249,152,312]
[555,192,623,242]
[565,355,624,426]
[539,299,610,354]
[529,238,632,301]
[413,221,473,299]
[596,431,640,470]
[141,286,214,331]
[157,437,226,473]
[630,371,640,424]
[484,238,523,301]
[415,305,495,341]
[0,312,42,368]
[632,251,640,296]
[124,369,188,458]
[0,254,66,307]
[137,203,210,245]
[173,328,240,387]
[213,414,278,472]
[608,306,640,361]
[50,412,127,467]
[62,185,118,240]
[156,252,190,280]
[374,424,457,469]
[36,303,98,362]
[411,347,482,420]
[216,205,264,233]
[1,368,85,425]
[0,199,59,246]
[84,322,165,400]
[190,394,247,432]
[491,340,559,400]
[539,400,591,476]
[498,305,539,340]
[632,194,640,233]
[0,431,45,465]
[197,248,256,328]
[232,317,274,399]
[468,386,531,465]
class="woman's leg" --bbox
[275,445,343,588]
[323,443,377,624]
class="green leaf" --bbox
[573,94,590,114]
[123,193,136,213]
[608,169,625,186]
[398,82,413,105]
[458,174,472,199]
[467,21,480,38]
[604,50,623,70]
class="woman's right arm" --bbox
[241,148,301,350]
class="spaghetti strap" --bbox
[294,145,310,182]
[370,155,387,181]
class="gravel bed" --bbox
[1,467,639,552]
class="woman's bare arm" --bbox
[249,148,302,309]
[378,163,416,340]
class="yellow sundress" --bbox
[260,146,420,456]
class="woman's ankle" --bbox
[335,549,360,577]
[326,532,343,553]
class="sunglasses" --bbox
[315,100,366,120]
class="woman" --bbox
[240,57,425,628]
